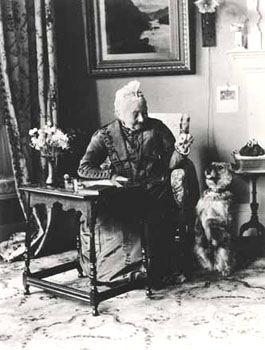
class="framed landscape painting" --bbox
[85,0,195,76]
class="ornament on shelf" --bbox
[230,20,246,50]
[247,0,262,50]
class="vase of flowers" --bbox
[29,123,70,186]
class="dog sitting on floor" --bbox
[194,162,235,277]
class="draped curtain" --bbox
[0,0,62,260]
[0,0,58,213]
[0,123,12,177]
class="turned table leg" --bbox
[89,200,99,316]
[140,217,152,298]
[239,175,265,237]
[23,206,32,295]
[76,212,84,278]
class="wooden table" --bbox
[20,185,152,316]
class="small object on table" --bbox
[64,174,74,190]
[73,178,79,192]
[239,139,265,157]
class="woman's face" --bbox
[119,98,148,130]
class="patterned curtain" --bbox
[0,0,60,259]
[0,0,58,214]
[0,124,13,177]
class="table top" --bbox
[19,184,120,199]
[232,153,265,174]
[19,182,143,200]
[233,169,265,175]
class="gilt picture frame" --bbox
[84,0,195,77]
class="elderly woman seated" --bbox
[78,81,199,289]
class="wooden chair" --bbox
[148,113,200,277]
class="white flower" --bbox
[29,124,71,157]
[29,128,38,136]
[195,0,220,14]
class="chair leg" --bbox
[140,218,153,297]
[178,215,195,280]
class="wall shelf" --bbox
[226,50,265,70]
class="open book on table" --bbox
[77,177,128,195]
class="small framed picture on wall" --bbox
[216,85,239,113]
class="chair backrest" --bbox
[148,113,185,137]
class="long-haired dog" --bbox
[194,162,235,277]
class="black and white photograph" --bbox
[1,0,265,349]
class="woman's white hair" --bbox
[114,80,146,118]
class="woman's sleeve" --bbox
[77,131,112,179]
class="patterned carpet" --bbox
[1,250,265,350]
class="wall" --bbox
[92,1,249,197]
[56,0,256,228]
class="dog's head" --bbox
[205,162,232,192]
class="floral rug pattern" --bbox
[1,251,265,349]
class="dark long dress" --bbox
[78,118,188,286]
